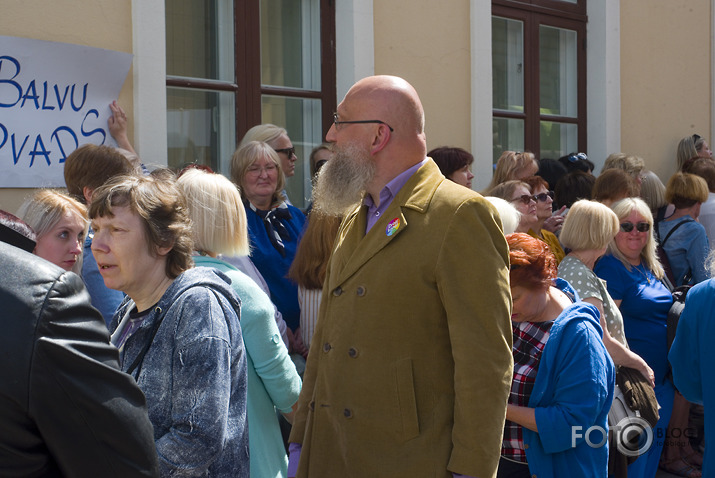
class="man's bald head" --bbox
[343,75,425,138]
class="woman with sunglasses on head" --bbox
[231,141,308,356]
[240,123,300,204]
[522,176,565,263]
[677,134,713,170]
[488,180,538,234]
[594,197,676,478]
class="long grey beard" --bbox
[311,144,376,217]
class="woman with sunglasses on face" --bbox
[522,176,565,264]
[594,198,675,478]
[488,180,538,234]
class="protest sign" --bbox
[0,36,132,187]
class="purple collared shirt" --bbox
[363,158,428,233]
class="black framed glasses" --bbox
[534,191,554,202]
[333,113,394,132]
[693,134,702,143]
[510,194,536,205]
[620,221,650,233]
[274,147,296,158]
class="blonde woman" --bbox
[488,180,537,234]
[177,168,301,478]
[557,200,653,384]
[484,151,538,193]
[17,189,88,274]
[594,198,674,478]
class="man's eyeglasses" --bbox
[620,221,650,233]
[333,113,394,132]
[534,191,554,202]
[274,147,296,158]
[510,195,536,205]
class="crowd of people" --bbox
[1,76,714,478]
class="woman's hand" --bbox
[634,358,655,388]
[542,206,567,233]
[108,100,138,156]
[287,327,309,358]
[506,404,538,432]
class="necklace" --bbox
[633,263,651,284]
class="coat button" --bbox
[524,443,529,450]
[333,287,343,296]
[323,343,332,352]
[343,408,353,418]
[356,286,366,296]
[348,347,358,358]
[309,400,315,411]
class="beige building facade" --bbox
[0,0,712,211]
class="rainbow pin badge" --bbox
[386,217,400,236]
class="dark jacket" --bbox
[0,241,159,477]
[110,267,249,477]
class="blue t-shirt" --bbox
[658,215,710,286]
[594,254,673,384]
[245,202,306,331]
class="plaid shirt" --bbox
[501,319,554,462]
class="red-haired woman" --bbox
[498,233,614,478]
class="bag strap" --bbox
[126,306,168,379]
[660,218,694,248]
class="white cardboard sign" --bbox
[0,36,132,187]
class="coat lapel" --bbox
[327,160,443,289]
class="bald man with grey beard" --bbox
[289,75,513,478]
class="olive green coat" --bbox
[290,160,513,477]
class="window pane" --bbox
[540,121,577,159]
[539,25,577,117]
[261,0,321,90]
[492,16,524,113]
[167,87,236,173]
[493,117,525,164]
[166,1,234,81]
[262,95,323,208]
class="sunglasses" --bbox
[620,221,650,233]
[274,147,296,158]
[511,194,536,205]
[534,191,554,202]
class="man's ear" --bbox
[82,186,94,205]
[370,124,391,155]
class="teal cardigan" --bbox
[194,256,302,478]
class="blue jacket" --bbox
[111,267,249,477]
[658,216,710,285]
[523,299,615,478]
[245,203,305,330]
[669,279,715,476]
